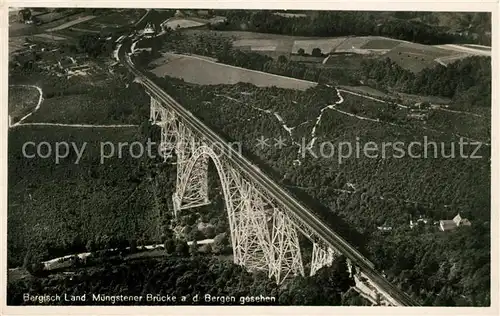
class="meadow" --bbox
[151,53,317,90]
[8,85,41,123]
[383,42,452,73]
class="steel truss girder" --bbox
[150,97,166,124]
[269,208,304,283]
[173,123,209,216]
[310,241,338,276]
[232,178,273,271]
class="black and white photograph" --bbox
[3,1,496,311]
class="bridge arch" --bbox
[174,144,239,257]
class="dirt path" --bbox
[308,87,345,148]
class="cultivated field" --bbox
[393,92,451,105]
[233,39,281,52]
[291,38,347,54]
[230,34,403,55]
[52,28,94,39]
[321,54,369,70]
[151,53,317,90]
[184,30,470,72]
[334,37,373,51]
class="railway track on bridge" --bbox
[118,38,419,307]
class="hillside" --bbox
[148,75,490,306]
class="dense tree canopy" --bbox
[8,255,360,306]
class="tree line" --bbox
[211,10,490,45]
[8,253,363,306]
[359,56,491,109]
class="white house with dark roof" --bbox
[439,213,471,231]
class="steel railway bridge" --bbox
[118,39,418,307]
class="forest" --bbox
[359,56,491,111]
[7,68,157,268]
[211,10,491,45]
[143,71,490,306]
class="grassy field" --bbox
[8,86,41,123]
[382,42,452,73]
[150,53,317,90]
[273,12,308,18]
[165,18,206,29]
[360,38,401,49]
[73,9,145,33]
[233,39,283,52]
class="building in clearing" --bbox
[439,213,471,231]
[143,22,156,35]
